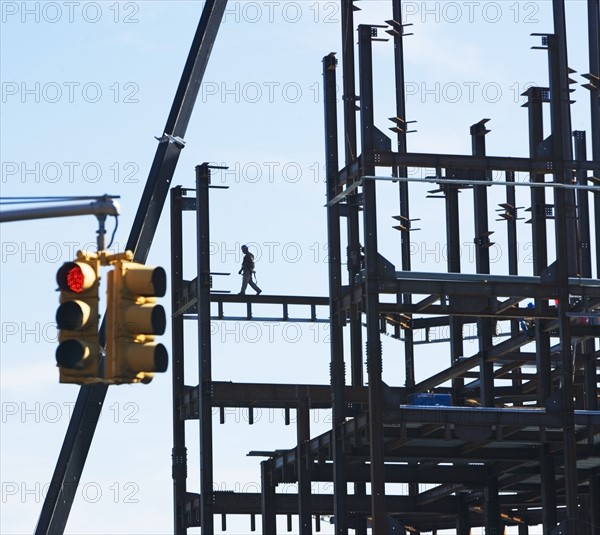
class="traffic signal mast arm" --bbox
[0,197,120,223]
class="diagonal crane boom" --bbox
[34,2,228,532]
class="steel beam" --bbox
[470,120,494,408]
[358,23,387,534]
[366,150,598,174]
[391,0,416,396]
[339,2,364,425]
[171,187,188,533]
[548,3,581,527]
[297,396,312,534]
[261,461,277,534]
[323,51,349,535]
[587,0,600,278]
[196,164,215,533]
[444,178,465,405]
[540,444,558,529]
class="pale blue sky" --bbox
[0,1,595,533]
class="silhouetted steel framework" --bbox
[170,1,599,534]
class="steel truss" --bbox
[171,1,599,534]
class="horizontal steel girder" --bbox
[337,151,600,184]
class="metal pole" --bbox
[127,0,228,257]
[358,24,386,534]
[470,120,494,409]
[445,181,465,406]
[524,88,553,415]
[340,5,367,531]
[587,0,600,278]
[261,461,277,534]
[583,18,600,530]
[196,163,214,533]
[340,0,365,403]
[549,1,580,526]
[391,0,415,391]
[297,396,312,535]
[504,171,523,392]
[471,121,500,534]
[171,187,188,534]
[0,198,119,223]
[323,52,349,535]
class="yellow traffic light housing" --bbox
[55,253,101,384]
[106,258,168,384]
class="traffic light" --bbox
[106,259,168,384]
[55,255,101,384]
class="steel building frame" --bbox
[171,1,599,534]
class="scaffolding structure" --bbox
[169,1,600,534]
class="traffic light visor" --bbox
[123,303,166,335]
[56,300,91,330]
[123,266,166,297]
[56,339,91,369]
[127,343,168,373]
[57,262,97,293]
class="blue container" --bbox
[408,393,452,406]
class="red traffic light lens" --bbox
[66,266,85,293]
[57,261,96,293]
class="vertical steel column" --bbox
[340,6,366,532]
[484,467,501,535]
[390,1,419,505]
[341,0,358,165]
[196,163,214,534]
[524,88,549,276]
[505,171,518,275]
[587,0,600,277]
[455,492,470,535]
[589,473,600,535]
[539,443,557,529]
[471,120,500,534]
[470,120,494,407]
[391,0,415,390]
[445,183,464,404]
[574,132,597,410]
[504,172,522,390]
[524,87,553,406]
[261,461,277,534]
[323,52,348,535]
[340,0,364,404]
[297,396,312,535]
[573,132,592,278]
[525,84,557,535]
[587,25,600,529]
[548,2,580,525]
[171,187,188,534]
[358,24,386,533]
[548,33,579,274]
[574,131,599,532]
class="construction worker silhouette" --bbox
[238,244,262,295]
[519,302,535,334]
